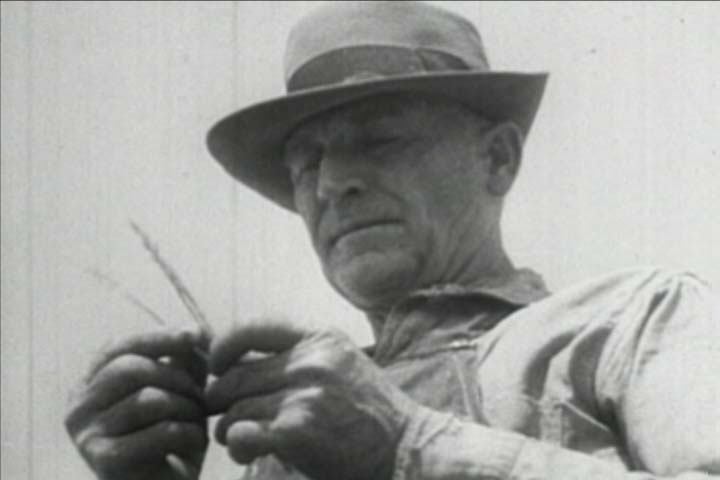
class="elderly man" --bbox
[65,2,718,480]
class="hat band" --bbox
[287,45,477,93]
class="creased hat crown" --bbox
[284,1,490,92]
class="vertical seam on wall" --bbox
[230,1,239,325]
[24,3,34,479]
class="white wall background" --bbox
[2,2,718,479]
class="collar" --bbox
[367,268,550,364]
[407,268,550,306]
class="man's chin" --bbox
[328,251,420,309]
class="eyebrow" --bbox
[340,100,418,128]
[285,97,423,147]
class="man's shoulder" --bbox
[499,266,712,336]
[544,266,710,309]
[482,266,714,375]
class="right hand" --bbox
[64,326,210,480]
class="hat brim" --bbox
[207,71,548,211]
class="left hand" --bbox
[205,318,419,480]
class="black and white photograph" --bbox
[2,2,719,479]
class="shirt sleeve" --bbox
[595,272,719,474]
[392,271,720,480]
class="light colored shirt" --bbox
[246,267,719,479]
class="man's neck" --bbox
[364,250,516,339]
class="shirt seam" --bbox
[379,341,478,368]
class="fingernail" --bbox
[166,454,199,479]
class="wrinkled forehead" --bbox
[285,93,470,144]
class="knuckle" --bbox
[64,392,83,429]
[293,387,325,418]
[161,421,207,447]
[63,409,79,436]
[161,419,188,436]
[303,385,325,403]
[85,437,123,474]
[74,428,96,453]
[137,386,173,415]
[293,336,348,380]
[273,408,311,436]
[294,356,330,380]
[315,326,351,345]
[139,385,171,403]
[111,354,150,373]
[64,386,94,436]
[121,327,176,346]
[105,355,152,383]
[313,328,353,358]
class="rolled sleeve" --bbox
[393,406,525,480]
[392,407,639,479]
[394,408,718,480]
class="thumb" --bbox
[209,317,307,375]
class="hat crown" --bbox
[284,1,490,91]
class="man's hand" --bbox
[64,327,210,480]
[205,318,419,480]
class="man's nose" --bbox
[316,153,367,203]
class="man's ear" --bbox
[483,121,524,196]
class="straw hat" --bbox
[207,1,548,211]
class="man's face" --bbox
[284,94,503,311]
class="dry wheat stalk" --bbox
[129,220,213,337]
[85,267,168,326]
[86,222,213,343]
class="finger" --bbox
[225,420,274,465]
[166,348,208,387]
[66,355,204,436]
[92,355,204,404]
[81,421,207,475]
[85,326,206,384]
[76,387,205,441]
[209,318,307,375]
[167,453,202,480]
[214,391,286,445]
[205,353,290,414]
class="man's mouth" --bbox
[328,220,402,249]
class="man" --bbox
[65,2,719,479]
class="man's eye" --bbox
[287,151,321,185]
[364,135,405,153]
[369,136,400,146]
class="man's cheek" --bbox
[293,179,319,214]
[295,194,322,247]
